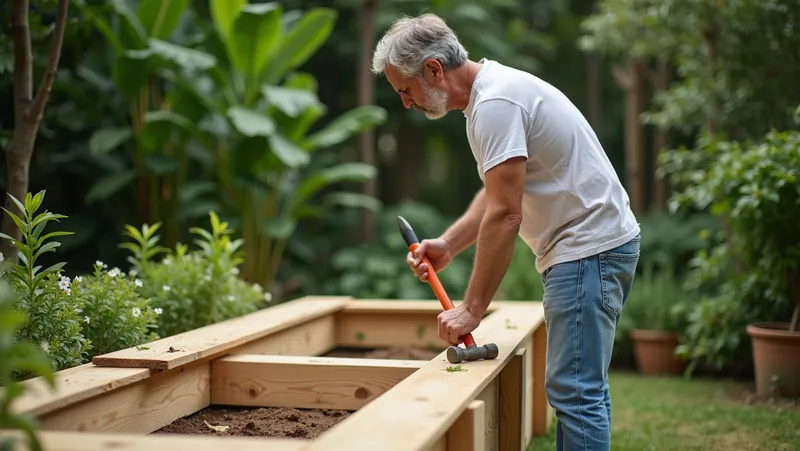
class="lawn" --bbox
[527,371,800,451]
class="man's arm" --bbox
[440,187,486,255]
[463,156,526,317]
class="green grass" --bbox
[527,370,800,451]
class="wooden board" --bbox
[92,296,350,370]
[300,302,545,451]
[0,430,305,451]
[211,355,424,410]
[10,363,152,417]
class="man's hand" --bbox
[407,238,453,283]
[437,303,482,345]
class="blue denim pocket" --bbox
[598,236,640,318]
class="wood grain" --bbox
[92,296,350,370]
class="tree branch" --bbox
[29,0,70,123]
[11,0,33,121]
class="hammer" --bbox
[397,216,499,364]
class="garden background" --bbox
[1,0,799,449]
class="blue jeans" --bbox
[540,235,640,451]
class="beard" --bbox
[417,77,449,120]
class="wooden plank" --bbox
[475,377,498,451]
[302,302,545,451]
[446,400,486,451]
[342,299,502,314]
[521,335,535,444]
[532,322,552,436]
[211,354,424,410]
[499,348,526,451]
[229,315,336,356]
[336,311,445,349]
[92,296,351,370]
[0,430,305,451]
[10,363,152,417]
[38,360,210,434]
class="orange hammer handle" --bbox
[408,242,477,348]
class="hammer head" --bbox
[446,343,499,364]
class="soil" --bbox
[323,345,443,360]
[153,405,351,439]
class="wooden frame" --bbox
[2,296,552,451]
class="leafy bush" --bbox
[71,262,160,359]
[121,212,268,337]
[0,279,56,451]
[663,106,800,372]
[0,191,89,372]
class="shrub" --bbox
[663,106,800,372]
[121,212,268,337]
[0,279,56,451]
[0,191,89,372]
[71,261,160,359]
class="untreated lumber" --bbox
[446,400,485,451]
[499,348,526,451]
[0,430,305,451]
[300,302,545,451]
[92,296,350,370]
[37,360,210,434]
[211,354,425,410]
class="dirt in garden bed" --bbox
[323,345,444,360]
[153,405,352,439]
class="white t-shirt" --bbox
[463,59,640,273]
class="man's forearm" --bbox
[440,188,487,255]
[463,204,521,317]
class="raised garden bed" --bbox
[2,297,552,451]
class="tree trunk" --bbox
[1,0,70,263]
[651,59,671,210]
[613,60,646,215]
[358,0,378,242]
[586,54,602,133]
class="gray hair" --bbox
[371,13,469,77]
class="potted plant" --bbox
[620,262,689,375]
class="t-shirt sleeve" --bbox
[472,99,530,174]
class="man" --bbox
[370,12,641,451]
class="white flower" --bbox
[75,276,83,283]
[264,292,272,303]
[84,316,90,324]
[154,307,162,315]
[163,257,172,265]
[108,267,121,278]
[0,252,4,262]
[129,269,137,277]
[162,285,170,291]
[135,279,143,287]
[40,341,49,353]
[131,307,141,318]
[226,294,235,302]
[230,267,239,275]
[252,283,262,293]
[96,260,107,269]
[58,278,70,290]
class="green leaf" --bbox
[323,192,383,213]
[262,85,322,117]
[269,134,310,168]
[86,170,137,204]
[294,163,377,206]
[109,0,148,50]
[262,216,296,239]
[137,0,188,40]
[228,107,275,137]
[139,111,196,152]
[88,127,132,156]
[112,49,152,98]
[210,0,247,43]
[148,39,217,72]
[262,8,337,84]
[229,3,282,82]
[304,105,386,150]
[143,154,179,174]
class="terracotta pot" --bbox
[630,329,685,375]
[746,322,800,398]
